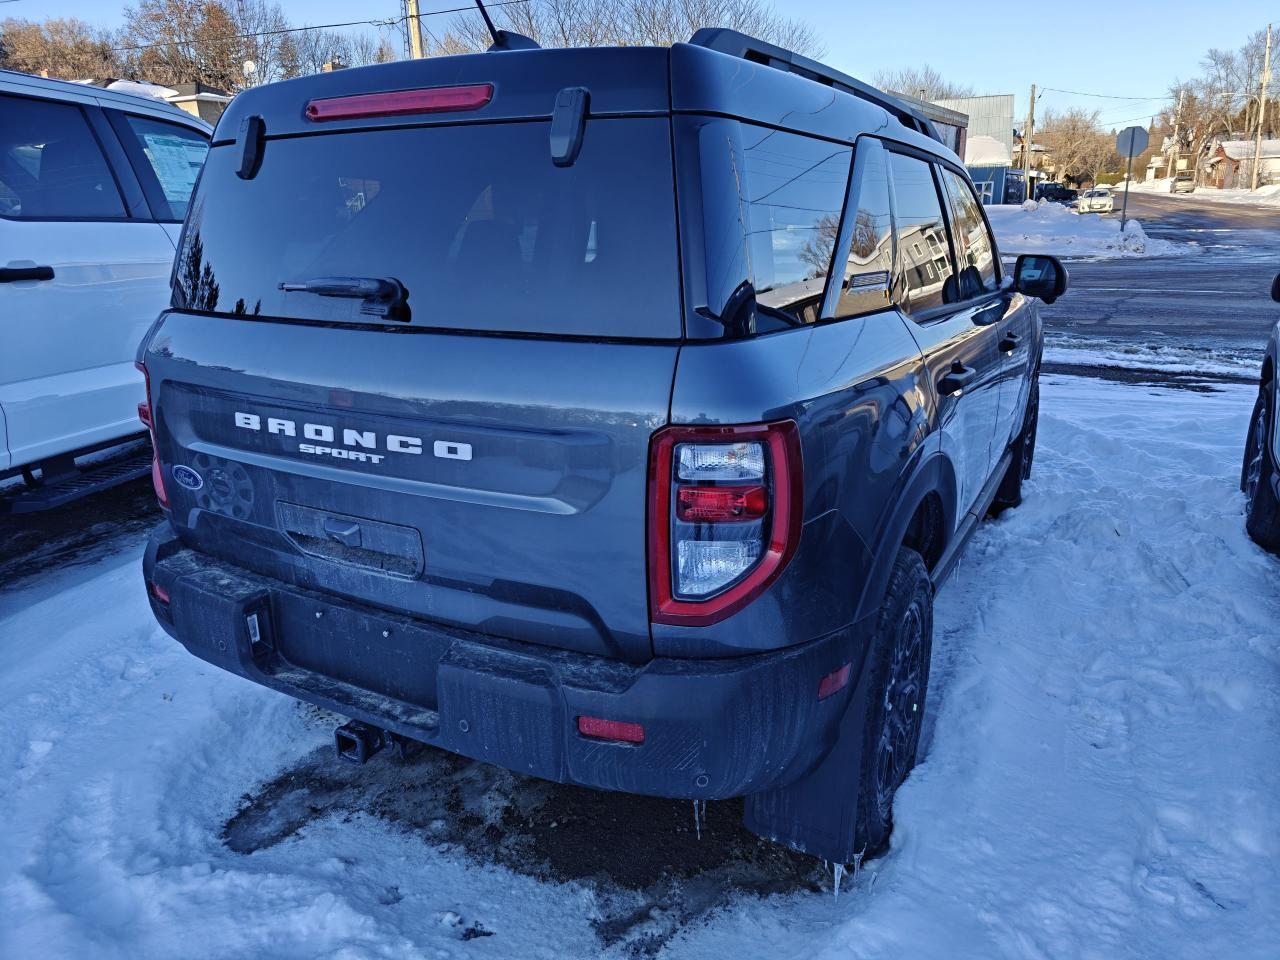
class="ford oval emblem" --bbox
[172,464,204,491]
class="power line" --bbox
[1039,85,1169,99]
[107,0,528,55]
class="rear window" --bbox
[176,119,681,338]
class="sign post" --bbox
[1115,126,1149,233]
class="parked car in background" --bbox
[0,70,210,512]
[1076,186,1114,214]
[138,28,1067,867]
[1035,182,1077,204]
[1242,273,1280,552]
[1171,172,1196,194]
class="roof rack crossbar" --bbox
[687,28,943,145]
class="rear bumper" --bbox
[144,525,865,800]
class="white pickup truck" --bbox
[0,70,210,511]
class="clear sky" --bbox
[21,0,1280,127]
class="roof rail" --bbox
[688,28,943,145]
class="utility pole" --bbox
[1169,88,1185,181]
[1252,23,1272,191]
[1023,83,1036,201]
[405,0,425,59]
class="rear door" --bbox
[144,115,683,663]
[938,165,1030,450]
[887,151,1002,516]
[0,88,178,469]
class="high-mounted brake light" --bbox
[135,361,169,509]
[649,421,802,627]
[577,716,645,744]
[305,83,493,122]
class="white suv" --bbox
[0,71,210,510]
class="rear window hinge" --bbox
[549,87,589,167]
[236,114,266,180]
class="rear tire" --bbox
[1243,386,1280,552]
[854,547,933,856]
[993,376,1039,511]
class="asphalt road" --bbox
[1039,191,1279,358]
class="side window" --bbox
[940,167,998,298]
[0,94,125,219]
[888,152,955,314]
[118,114,209,221]
[740,128,852,326]
[832,141,894,320]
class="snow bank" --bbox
[2,377,1278,958]
[1179,184,1280,209]
[987,199,1189,259]
[1120,179,1280,208]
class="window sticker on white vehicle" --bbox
[141,133,204,204]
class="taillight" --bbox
[135,361,169,509]
[648,421,802,626]
[305,83,493,121]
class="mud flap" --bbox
[742,614,876,864]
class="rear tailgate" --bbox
[147,316,676,661]
[144,52,684,662]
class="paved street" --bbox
[1040,192,1279,358]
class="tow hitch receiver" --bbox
[335,720,385,764]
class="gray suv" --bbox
[138,28,1067,864]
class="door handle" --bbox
[0,265,55,283]
[999,332,1022,352]
[938,361,977,395]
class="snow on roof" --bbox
[1218,139,1280,160]
[965,134,1012,166]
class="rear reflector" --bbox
[577,716,645,744]
[149,581,171,604]
[305,83,493,121]
[817,663,851,700]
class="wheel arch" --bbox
[853,451,958,623]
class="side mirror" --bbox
[1272,273,1280,303]
[1014,254,1069,305]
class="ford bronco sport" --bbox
[139,28,1068,863]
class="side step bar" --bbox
[0,438,151,514]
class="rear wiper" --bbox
[278,276,410,322]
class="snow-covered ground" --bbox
[987,200,1189,259]
[2,375,1278,959]
[1120,179,1280,209]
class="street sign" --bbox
[1115,126,1149,234]
[1116,126,1149,158]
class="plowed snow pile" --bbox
[987,199,1190,258]
[1,376,1277,959]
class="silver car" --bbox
[1171,172,1196,194]
[1077,187,1114,214]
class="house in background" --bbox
[79,78,232,123]
[1204,139,1280,188]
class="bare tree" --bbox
[427,0,821,57]
[231,0,295,85]
[119,0,242,90]
[1039,108,1115,184]
[0,17,123,79]
[872,64,975,102]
